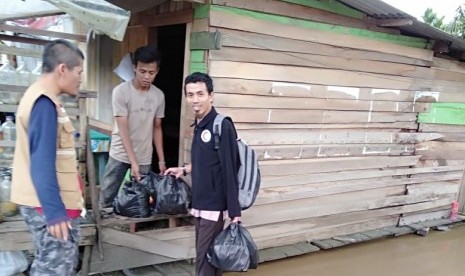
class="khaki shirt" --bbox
[109,81,165,165]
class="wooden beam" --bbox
[174,0,206,3]
[209,61,465,93]
[261,165,463,188]
[0,23,86,42]
[207,107,418,124]
[214,93,429,113]
[110,0,166,13]
[376,18,413,27]
[89,118,113,136]
[259,156,420,177]
[433,40,451,54]
[137,9,193,27]
[0,34,50,45]
[210,46,465,83]
[0,84,96,98]
[0,44,42,58]
[416,141,465,160]
[210,9,434,61]
[213,77,417,102]
[256,175,461,205]
[432,57,465,73]
[219,28,431,67]
[212,0,399,34]
[179,22,192,166]
[102,228,195,259]
[243,187,447,226]
[89,242,174,274]
[86,119,104,260]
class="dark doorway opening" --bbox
[152,23,186,171]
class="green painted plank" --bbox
[194,4,210,19]
[190,32,222,50]
[418,103,465,125]
[281,0,364,19]
[211,5,430,49]
[189,62,207,73]
[190,50,205,63]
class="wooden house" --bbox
[3,0,465,274]
[79,0,465,273]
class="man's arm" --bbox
[115,116,140,179]
[219,119,241,220]
[112,86,141,179]
[153,118,166,173]
[29,95,71,240]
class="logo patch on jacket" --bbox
[201,129,211,143]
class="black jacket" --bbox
[190,107,241,218]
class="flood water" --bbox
[229,224,465,276]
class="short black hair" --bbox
[42,39,84,73]
[134,46,161,67]
[184,72,213,95]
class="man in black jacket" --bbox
[165,72,241,276]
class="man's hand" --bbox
[159,162,167,175]
[131,162,141,181]
[47,220,72,241]
[231,217,241,224]
[164,167,183,178]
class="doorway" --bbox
[152,23,186,171]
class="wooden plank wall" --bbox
[181,0,464,249]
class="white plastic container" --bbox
[16,59,32,86]
[0,175,17,216]
[30,61,43,83]
[0,55,16,85]
[1,116,16,141]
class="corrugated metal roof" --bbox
[337,0,416,19]
[339,0,465,53]
[1,0,130,41]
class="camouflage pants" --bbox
[20,206,81,276]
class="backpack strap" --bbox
[213,114,225,150]
[213,113,238,150]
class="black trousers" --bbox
[194,214,225,276]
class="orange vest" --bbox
[11,83,83,210]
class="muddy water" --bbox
[229,225,465,276]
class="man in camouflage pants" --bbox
[11,39,85,275]
[20,207,81,274]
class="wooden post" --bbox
[86,117,104,260]
[457,168,465,213]
[178,22,192,166]
[168,217,178,228]
[79,97,88,201]
[80,245,92,276]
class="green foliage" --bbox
[422,7,446,29]
[422,6,465,38]
[452,6,465,38]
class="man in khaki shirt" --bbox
[99,46,166,208]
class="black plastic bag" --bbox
[241,224,259,269]
[139,172,158,197]
[153,175,191,215]
[113,179,152,218]
[207,223,259,272]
